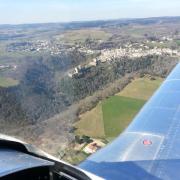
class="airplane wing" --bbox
[79,63,180,179]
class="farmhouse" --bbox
[83,140,105,154]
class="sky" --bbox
[0,0,180,24]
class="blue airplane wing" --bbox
[79,63,180,179]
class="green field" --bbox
[102,96,145,137]
[117,77,163,100]
[56,29,111,43]
[74,77,163,139]
[176,40,180,46]
[0,77,19,87]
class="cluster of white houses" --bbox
[98,47,180,62]
[68,45,180,78]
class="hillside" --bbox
[0,16,179,159]
[74,76,163,139]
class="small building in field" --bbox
[83,140,106,154]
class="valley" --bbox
[0,16,179,164]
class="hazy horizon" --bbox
[0,0,180,25]
[0,15,180,26]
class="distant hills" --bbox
[1,16,180,29]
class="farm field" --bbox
[117,76,163,100]
[102,96,145,137]
[0,77,19,87]
[75,103,105,138]
[74,76,163,139]
[56,29,112,43]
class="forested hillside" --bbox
[0,16,179,158]
[0,55,177,124]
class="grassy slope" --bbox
[102,96,145,137]
[75,77,163,139]
[117,77,163,100]
[74,103,105,138]
[0,77,19,87]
